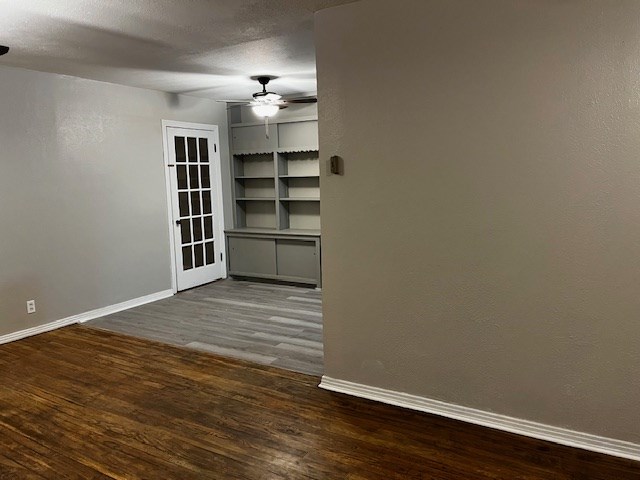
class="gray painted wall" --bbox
[0,64,231,337]
[315,0,640,443]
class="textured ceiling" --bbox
[0,0,355,99]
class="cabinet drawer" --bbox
[228,237,276,275]
[276,239,317,281]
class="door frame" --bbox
[161,120,227,294]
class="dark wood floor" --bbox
[0,327,638,479]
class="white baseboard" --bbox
[319,376,640,462]
[0,289,174,345]
[74,289,174,324]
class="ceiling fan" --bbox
[219,76,317,137]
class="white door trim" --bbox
[161,120,227,294]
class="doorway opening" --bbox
[87,111,324,377]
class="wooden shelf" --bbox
[236,197,276,201]
[281,228,321,236]
[280,197,320,202]
[235,175,275,180]
[232,149,274,156]
[279,175,319,179]
[277,147,319,154]
[225,227,321,237]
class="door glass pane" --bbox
[204,216,213,239]
[205,241,215,265]
[187,137,197,162]
[202,191,212,215]
[192,217,203,242]
[200,165,211,188]
[175,134,217,279]
[180,220,191,245]
[189,165,199,189]
[175,137,186,162]
[191,191,201,215]
[199,138,209,162]
[182,246,193,270]
[177,166,188,190]
[194,243,204,267]
[179,192,190,217]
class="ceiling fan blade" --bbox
[216,99,250,104]
[284,97,318,104]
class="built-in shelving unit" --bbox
[225,108,321,286]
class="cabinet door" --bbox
[276,239,318,281]
[232,125,277,153]
[228,237,276,275]
[278,121,319,150]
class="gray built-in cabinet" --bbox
[225,110,321,286]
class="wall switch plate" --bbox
[26,300,36,314]
[329,155,343,175]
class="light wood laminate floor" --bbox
[88,279,323,375]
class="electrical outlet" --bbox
[26,300,36,314]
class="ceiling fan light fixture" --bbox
[252,103,279,118]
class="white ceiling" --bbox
[0,0,355,100]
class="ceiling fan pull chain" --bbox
[265,116,270,139]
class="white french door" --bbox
[164,124,226,291]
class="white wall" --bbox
[0,64,231,337]
[316,0,640,445]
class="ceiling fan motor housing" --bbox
[229,75,314,106]
[253,76,281,102]
[257,76,272,87]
